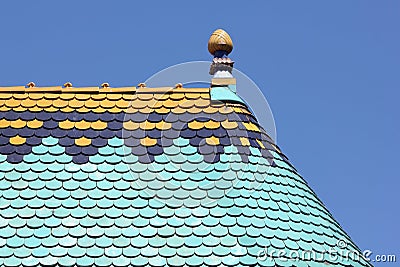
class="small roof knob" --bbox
[63,82,73,88]
[26,82,36,88]
[208,29,233,57]
[101,82,110,88]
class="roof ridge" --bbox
[0,86,211,94]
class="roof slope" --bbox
[0,86,371,266]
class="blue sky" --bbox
[1,1,399,265]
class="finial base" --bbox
[209,57,234,77]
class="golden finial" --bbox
[137,83,146,88]
[63,82,73,88]
[26,82,36,88]
[101,82,110,88]
[208,29,233,57]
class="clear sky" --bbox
[1,1,399,265]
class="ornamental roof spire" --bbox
[208,29,235,78]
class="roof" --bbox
[0,85,371,267]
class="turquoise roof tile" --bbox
[0,87,371,267]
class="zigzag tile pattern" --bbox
[0,88,371,266]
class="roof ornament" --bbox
[63,82,73,88]
[209,29,238,100]
[174,83,183,89]
[208,29,233,57]
[137,83,146,88]
[101,82,110,88]
[26,82,36,88]
[208,29,235,79]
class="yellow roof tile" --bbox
[206,136,220,146]
[92,107,107,113]
[188,120,204,130]
[0,119,11,128]
[91,120,107,130]
[108,106,122,113]
[14,106,27,112]
[123,121,139,131]
[91,93,107,101]
[140,121,155,130]
[37,99,52,108]
[150,100,163,109]
[77,106,91,113]
[107,93,123,100]
[122,94,136,101]
[75,94,91,101]
[43,93,59,100]
[59,120,74,130]
[75,137,91,146]
[27,119,43,129]
[200,93,211,100]
[125,107,137,114]
[187,106,202,114]
[243,122,260,132]
[203,106,219,114]
[219,106,234,114]
[240,137,250,146]
[204,120,220,130]
[153,94,170,101]
[155,121,172,130]
[194,99,210,108]
[52,99,68,108]
[256,139,265,149]
[84,99,100,109]
[5,98,20,108]
[10,119,27,129]
[10,135,26,145]
[130,100,147,109]
[140,137,157,147]
[116,99,129,109]
[211,102,224,108]
[30,106,43,112]
[137,106,151,114]
[27,93,44,100]
[59,93,75,100]
[233,107,251,115]
[69,99,84,108]
[162,99,179,109]
[100,99,115,108]
[0,106,10,112]
[75,120,91,130]
[170,93,185,100]
[137,94,154,101]
[171,106,187,114]
[221,120,238,130]
[13,93,29,100]
[0,93,12,99]
[145,99,159,108]
[21,99,36,108]
[60,106,75,113]
[185,93,201,99]
[179,101,195,109]
[154,107,170,114]
[44,107,58,112]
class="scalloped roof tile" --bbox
[0,86,372,266]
